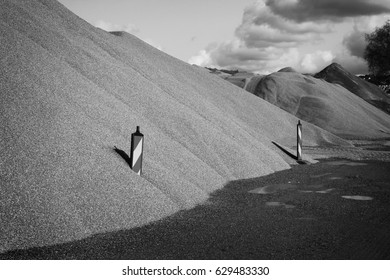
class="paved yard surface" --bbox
[2,156,390,259]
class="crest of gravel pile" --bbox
[315,63,390,114]
[0,0,350,253]
[254,70,390,139]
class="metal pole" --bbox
[297,120,302,161]
[130,126,144,175]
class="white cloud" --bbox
[189,41,302,74]
[334,51,368,74]
[189,0,390,74]
[188,50,212,66]
[352,14,390,32]
[189,0,332,73]
[300,50,335,73]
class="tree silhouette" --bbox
[364,20,390,76]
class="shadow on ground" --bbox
[113,146,132,168]
[2,159,390,260]
[272,141,298,160]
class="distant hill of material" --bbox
[210,65,390,138]
[0,0,349,253]
[315,63,390,114]
[252,71,390,139]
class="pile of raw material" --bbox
[315,63,390,114]
[0,0,350,253]
[253,70,390,139]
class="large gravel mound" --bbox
[315,63,390,114]
[0,0,350,253]
[254,71,390,139]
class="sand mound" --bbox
[0,0,350,253]
[315,63,390,114]
[254,71,390,139]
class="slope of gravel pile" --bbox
[315,63,390,114]
[254,71,390,139]
[0,0,350,253]
[243,75,265,95]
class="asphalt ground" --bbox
[2,158,390,259]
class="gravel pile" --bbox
[254,71,390,139]
[315,63,390,114]
[0,0,351,253]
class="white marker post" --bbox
[130,126,144,175]
[297,120,302,161]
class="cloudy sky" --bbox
[58,0,390,74]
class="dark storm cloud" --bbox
[343,30,367,58]
[266,0,390,22]
[235,1,328,48]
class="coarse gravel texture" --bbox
[2,158,390,259]
[0,0,351,253]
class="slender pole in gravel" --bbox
[130,126,144,175]
[297,120,302,161]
